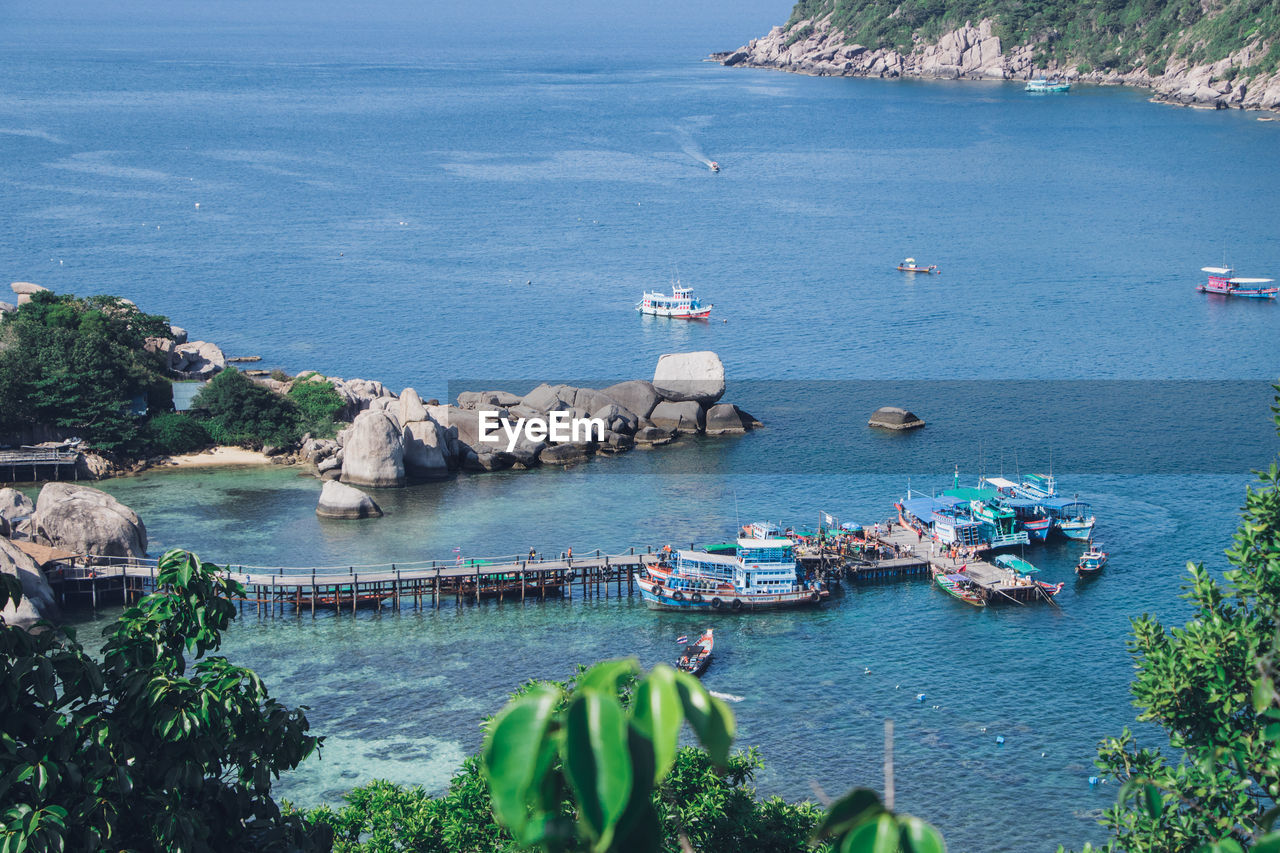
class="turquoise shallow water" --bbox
[4,14,1280,852]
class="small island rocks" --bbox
[868,407,925,431]
[298,350,760,491]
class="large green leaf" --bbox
[899,815,946,853]
[576,660,639,697]
[841,813,901,853]
[814,788,885,841]
[672,669,735,766]
[561,690,633,850]
[630,665,683,783]
[482,683,561,841]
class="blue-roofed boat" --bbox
[637,538,827,611]
[1038,496,1095,540]
[992,554,1065,597]
[1077,542,1107,575]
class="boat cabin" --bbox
[734,538,799,593]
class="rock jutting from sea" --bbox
[298,351,762,490]
[714,17,1280,112]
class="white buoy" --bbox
[194,202,200,209]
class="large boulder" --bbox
[169,325,188,344]
[591,403,639,435]
[10,281,48,306]
[867,407,925,430]
[705,403,752,435]
[601,380,661,419]
[170,341,226,380]
[652,352,725,405]
[33,483,147,559]
[457,390,523,410]
[340,410,406,487]
[521,383,578,413]
[0,302,15,315]
[402,420,451,479]
[540,443,594,465]
[398,387,428,425]
[316,480,383,520]
[649,400,706,434]
[0,488,36,532]
[0,539,61,627]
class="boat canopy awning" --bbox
[943,487,999,501]
[983,477,1018,490]
[1202,266,1232,274]
[942,574,969,582]
[902,496,962,520]
[1039,497,1090,511]
[1229,277,1275,284]
[1000,498,1042,508]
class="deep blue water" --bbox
[4,19,1280,853]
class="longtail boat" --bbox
[935,572,985,606]
[677,629,714,677]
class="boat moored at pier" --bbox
[638,538,827,611]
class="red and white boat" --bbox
[637,282,713,319]
[1197,266,1277,299]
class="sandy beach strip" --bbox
[161,446,274,468]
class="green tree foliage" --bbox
[192,368,301,448]
[782,0,1280,74]
[289,379,345,439]
[1077,390,1280,852]
[0,291,172,451]
[0,549,326,852]
[141,411,213,455]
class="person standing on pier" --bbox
[567,546,573,565]
[528,547,536,562]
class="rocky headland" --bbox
[715,17,1280,111]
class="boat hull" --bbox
[638,578,825,611]
[1021,518,1052,542]
[1056,518,1095,540]
[637,306,713,319]
[1197,285,1278,299]
[934,575,985,607]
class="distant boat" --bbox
[637,280,713,319]
[1026,77,1070,93]
[677,629,714,677]
[935,572,985,606]
[1197,266,1277,299]
[897,258,938,274]
[1077,542,1108,575]
[709,161,720,172]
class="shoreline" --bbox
[158,446,275,469]
[715,17,1280,114]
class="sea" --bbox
[3,8,1280,851]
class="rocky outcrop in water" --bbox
[32,483,147,559]
[316,480,382,520]
[718,17,1280,111]
[301,353,761,485]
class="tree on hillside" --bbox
[0,292,173,451]
[0,549,327,853]
[1078,389,1280,852]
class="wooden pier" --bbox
[44,548,659,616]
[865,525,1059,605]
[0,446,81,483]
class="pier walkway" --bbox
[864,526,1059,605]
[46,548,660,616]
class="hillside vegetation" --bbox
[784,0,1280,76]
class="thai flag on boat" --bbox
[675,635,688,644]
[453,547,461,552]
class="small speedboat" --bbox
[897,258,938,274]
[677,629,714,677]
[1077,542,1108,575]
[709,161,720,172]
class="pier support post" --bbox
[394,567,400,613]
[352,574,359,615]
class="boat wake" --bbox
[709,691,744,703]
[673,125,717,171]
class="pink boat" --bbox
[1197,266,1277,299]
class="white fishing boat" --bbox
[637,281,713,319]
[638,538,827,611]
